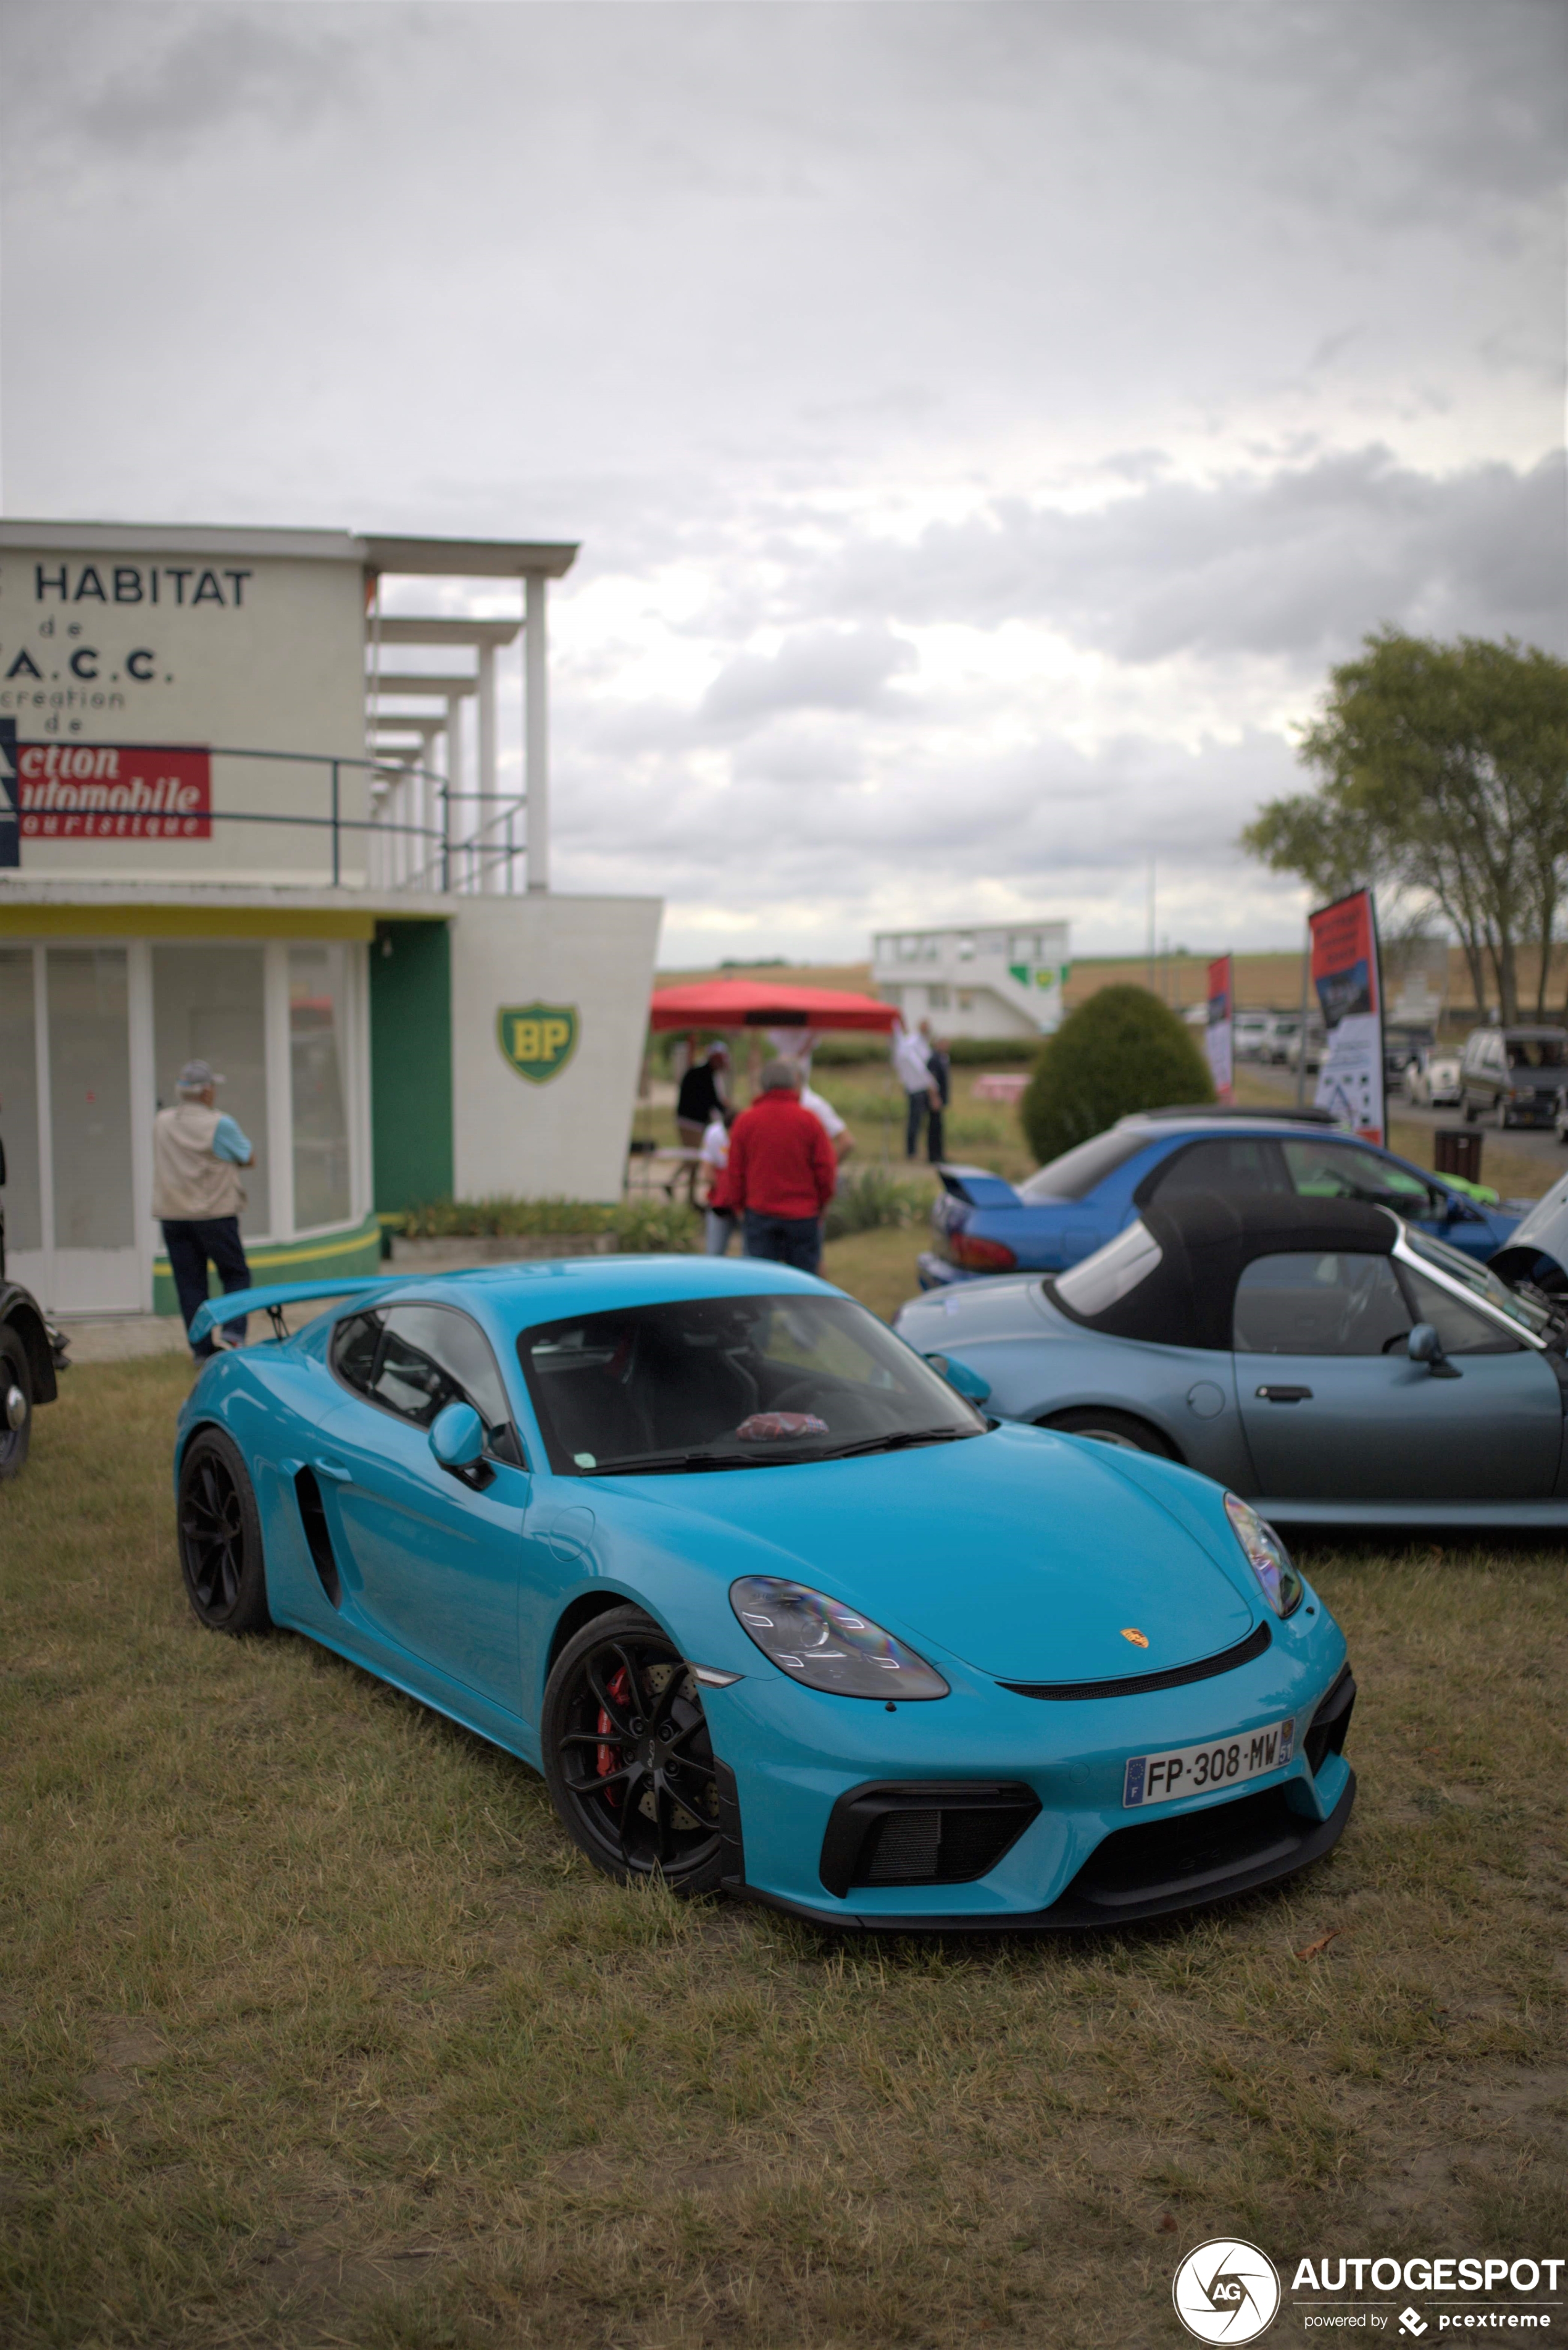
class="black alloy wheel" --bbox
[542,1605,725,1895]
[0,1324,32,1482]
[1038,1406,1178,1459]
[177,1428,272,1634]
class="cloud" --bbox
[822,448,1568,664]
[700,624,917,727]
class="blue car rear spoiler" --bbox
[936,1165,1024,1206]
[189,1276,403,1347]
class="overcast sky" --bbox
[3,0,1564,964]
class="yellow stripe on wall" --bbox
[0,904,386,942]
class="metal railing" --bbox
[15,743,529,894]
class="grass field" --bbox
[2,1336,1565,2349]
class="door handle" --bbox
[315,1458,353,1481]
[1255,1386,1313,1403]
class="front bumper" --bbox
[700,1625,1354,1930]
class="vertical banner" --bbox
[1310,887,1385,1144]
[0,721,18,868]
[1204,953,1233,1103]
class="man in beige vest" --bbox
[152,1060,254,1360]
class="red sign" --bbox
[18,743,211,839]
[1307,887,1385,1144]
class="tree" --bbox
[1020,986,1214,1165]
[1241,632,1568,1023]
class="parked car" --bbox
[1459,1026,1567,1129]
[173,1255,1356,1931]
[1284,1018,1327,1074]
[0,1276,69,1479]
[898,1191,1568,1528]
[1383,1025,1434,1087]
[1233,1013,1274,1061]
[919,1108,1524,1289]
[1403,1044,1463,1108]
[1262,1014,1301,1065]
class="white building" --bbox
[0,522,661,1321]
[872,921,1070,1039]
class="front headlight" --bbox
[729,1576,950,1700]
[1224,1494,1304,1619]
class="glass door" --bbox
[0,948,44,1297]
[46,947,141,1313]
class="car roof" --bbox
[352,1252,834,1340]
[1116,1106,1347,1134]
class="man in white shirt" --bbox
[800,1080,856,1162]
[892,1019,937,1158]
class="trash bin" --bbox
[1434,1129,1483,1185]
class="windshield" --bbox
[1506,1036,1567,1070]
[1019,1127,1154,1202]
[517,1292,983,1476]
[1400,1226,1552,1339]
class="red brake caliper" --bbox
[596,1665,632,1806]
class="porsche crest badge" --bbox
[1120,1628,1150,1648]
[497,1003,579,1084]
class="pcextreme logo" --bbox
[1174,2239,1282,2343]
[497,1003,579,1084]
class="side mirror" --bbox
[1407,1323,1461,1379]
[430,1399,485,1472]
[925,1351,991,1405]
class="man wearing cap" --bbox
[724,1060,837,1274]
[152,1061,255,1360]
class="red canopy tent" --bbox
[648,978,897,1033]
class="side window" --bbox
[364,1304,524,1462]
[332,1311,383,1395]
[1233,1252,1411,1357]
[1400,1268,1519,1357]
[1146,1137,1288,1203]
[1282,1139,1438,1215]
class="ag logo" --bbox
[1172,2239,1281,2343]
[497,1003,578,1084]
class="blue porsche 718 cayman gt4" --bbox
[176,1256,1355,1931]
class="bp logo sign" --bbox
[497,1003,579,1084]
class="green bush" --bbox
[822,1166,929,1241]
[395,1195,699,1252]
[1020,985,1214,1165]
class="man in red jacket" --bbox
[722,1060,838,1273]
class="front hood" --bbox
[1491,1169,1568,1284]
[606,1423,1256,1683]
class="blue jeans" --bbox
[742,1211,822,1274]
[162,1217,250,1356]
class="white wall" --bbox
[1,546,368,886]
[448,894,662,1202]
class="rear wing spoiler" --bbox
[935,1165,1024,1207]
[189,1276,403,1347]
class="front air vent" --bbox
[294,1467,342,1608]
[1304,1665,1356,1776]
[820,1781,1040,1899]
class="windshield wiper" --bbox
[812,1426,981,1462]
[577,1449,779,1476]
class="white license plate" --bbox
[1122,1716,1295,1808]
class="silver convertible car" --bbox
[895,1191,1568,1528]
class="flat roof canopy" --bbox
[649,978,898,1034]
[0,520,577,579]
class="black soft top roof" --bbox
[1047,1194,1398,1352]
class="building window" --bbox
[928,985,950,1010]
[290,944,351,1229]
[0,950,43,1254]
[153,947,270,1236]
[896,935,920,963]
[956,990,974,1013]
[48,948,135,1251]
[956,934,975,962]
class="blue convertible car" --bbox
[897,1192,1568,1528]
[919,1106,1525,1287]
[176,1255,1355,1931]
